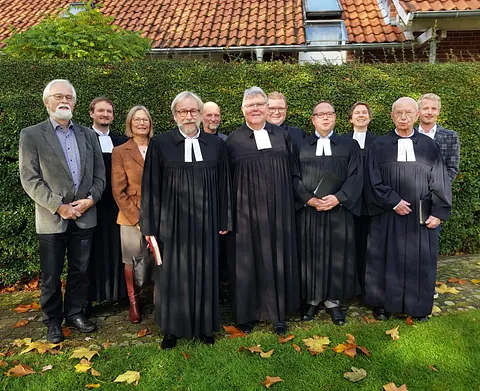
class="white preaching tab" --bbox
[397,138,416,162]
[353,131,366,149]
[316,138,332,156]
[184,139,203,162]
[253,129,272,150]
[99,135,114,153]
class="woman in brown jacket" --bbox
[112,105,153,323]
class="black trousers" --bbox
[38,221,94,326]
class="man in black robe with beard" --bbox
[364,97,451,322]
[226,86,299,335]
[85,97,127,316]
[294,101,363,326]
[139,91,232,349]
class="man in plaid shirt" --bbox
[417,93,460,184]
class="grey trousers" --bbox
[120,225,146,265]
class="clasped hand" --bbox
[307,195,339,211]
[57,198,94,220]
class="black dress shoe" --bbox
[47,324,64,343]
[237,322,254,334]
[327,307,346,326]
[413,316,429,322]
[373,307,390,321]
[161,334,177,350]
[302,304,320,321]
[64,316,96,333]
[273,322,287,335]
[201,335,215,345]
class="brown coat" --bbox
[111,138,145,226]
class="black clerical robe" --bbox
[344,131,378,294]
[226,122,300,325]
[280,123,306,144]
[294,133,363,302]
[364,130,451,317]
[88,132,128,302]
[139,129,232,338]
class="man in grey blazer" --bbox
[417,93,460,184]
[19,79,105,343]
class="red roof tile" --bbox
[399,0,480,11]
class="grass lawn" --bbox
[1,310,479,391]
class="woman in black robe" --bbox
[343,102,378,295]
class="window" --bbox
[305,22,347,45]
[305,0,343,19]
[63,2,89,17]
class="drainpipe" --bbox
[429,38,437,63]
[255,48,265,62]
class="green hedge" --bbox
[1,59,479,284]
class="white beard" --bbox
[48,106,73,121]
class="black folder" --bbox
[313,171,344,199]
[419,199,432,225]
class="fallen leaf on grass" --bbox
[102,341,111,350]
[20,341,62,355]
[85,384,101,389]
[278,334,294,343]
[471,279,480,285]
[114,370,140,386]
[435,284,460,295]
[13,319,29,328]
[223,325,246,338]
[363,316,379,323]
[62,327,72,337]
[75,361,92,373]
[260,349,274,358]
[447,278,467,285]
[292,344,301,353]
[182,352,190,360]
[383,382,408,390]
[386,326,400,340]
[344,367,367,382]
[431,306,441,314]
[70,347,99,361]
[137,328,151,338]
[12,302,40,313]
[302,336,330,355]
[262,376,282,388]
[333,334,370,358]
[428,365,439,372]
[12,338,32,347]
[0,360,8,367]
[41,365,53,372]
[406,317,414,326]
[6,363,35,377]
[90,368,101,377]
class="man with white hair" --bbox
[19,79,105,343]
[140,91,232,349]
[226,86,300,335]
[364,97,451,322]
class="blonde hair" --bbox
[418,93,441,110]
[125,105,153,138]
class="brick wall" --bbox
[350,30,480,62]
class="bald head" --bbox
[202,101,221,134]
[391,97,419,136]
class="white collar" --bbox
[178,127,200,139]
[92,126,110,136]
[315,130,334,139]
[246,122,267,132]
[394,129,415,138]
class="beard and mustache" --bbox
[48,105,73,121]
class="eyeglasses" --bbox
[132,118,150,124]
[268,107,286,114]
[313,111,335,118]
[176,109,200,117]
[244,102,267,110]
[393,111,417,118]
[49,93,74,102]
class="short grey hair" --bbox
[418,93,441,110]
[391,97,418,112]
[242,87,267,106]
[43,79,77,104]
[171,91,204,116]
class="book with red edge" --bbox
[146,236,162,265]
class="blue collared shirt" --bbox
[50,118,81,193]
